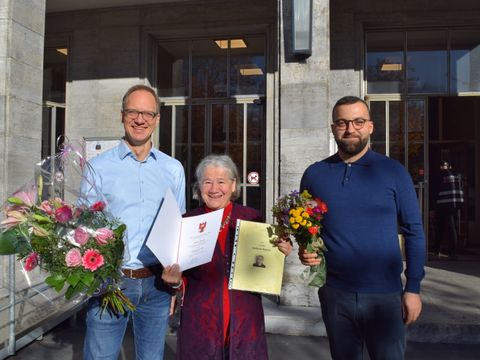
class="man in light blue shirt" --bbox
[80,84,185,360]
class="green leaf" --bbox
[0,229,21,255]
[66,271,81,287]
[65,283,86,300]
[7,197,25,205]
[32,214,53,223]
[81,271,95,286]
[45,274,66,292]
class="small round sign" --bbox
[247,171,260,185]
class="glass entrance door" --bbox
[369,98,428,239]
[369,97,480,254]
[160,96,265,212]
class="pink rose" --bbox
[90,201,106,212]
[95,228,113,245]
[55,205,73,223]
[24,252,39,271]
[65,248,82,267]
[82,249,104,271]
[74,226,90,246]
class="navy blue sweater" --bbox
[300,150,425,294]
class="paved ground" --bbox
[6,319,480,360]
[5,257,480,359]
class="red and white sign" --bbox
[247,171,260,185]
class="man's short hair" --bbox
[332,96,371,121]
[121,84,160,113]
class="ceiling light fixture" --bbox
[56,48,68,56]
[214,39,247,49]
[240,67,263,76]
[381,63,402,71]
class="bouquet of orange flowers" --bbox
[0,142,135,316]
[272,190,328,287]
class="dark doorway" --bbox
[428,96,480,258]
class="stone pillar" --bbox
[0,0,46,201]
[278,0,331,307]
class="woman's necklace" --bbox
[219,213,231,232]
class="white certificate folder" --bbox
[146,189,223,271]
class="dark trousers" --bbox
[435,209,458,256]
[318,286,406,360]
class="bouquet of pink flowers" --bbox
[272,190,328,287]
[0,140,135,316]
[0,185,134,315]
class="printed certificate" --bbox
[146,189,223,271]
[229,220,285,295]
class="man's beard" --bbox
[335,135,369,156]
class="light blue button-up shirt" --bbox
[80,140,186,269]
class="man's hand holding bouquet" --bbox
[272,190,328,287]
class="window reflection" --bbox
[366,32,404,94]
[192,40,227,98]
[369,101,386,155]
[389,101,405,164]
[407,31,447,94]
[366,28,480,95]
[451,29,480,93]
[157,41,189,97]
[230,37,265,95]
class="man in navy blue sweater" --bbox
[299,96,425,360]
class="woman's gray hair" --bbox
[192,154,241,202]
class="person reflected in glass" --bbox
[434,160,464,260]
[162,154,292,360]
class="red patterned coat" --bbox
[176,203,268,360]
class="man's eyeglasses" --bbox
[332,118,370,130]
[123,109,158,122]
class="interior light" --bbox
[381,63,402,71]
[240,67,264,76]
[56,48,68,56]
[214,39,247,49]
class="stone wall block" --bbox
[10,21,44,69]
[0,19,8,58]
[8,60,43,104]
[9,97,42,137]
[12,0,45,34]
[280,82,329,128]
[0,58,6,93]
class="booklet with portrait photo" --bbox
[228,220,285,295]
[146,188,223,271]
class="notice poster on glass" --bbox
[228,220,285,295]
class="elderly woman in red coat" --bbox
[162,154,292,360]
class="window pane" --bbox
[407,30,447,93]
[159,106,173,155]
[43,47,67,103]
[451,29,480,93]
[175,105,189,171]
[246,187,262,214]
[228,104,244,176]
[230,37,265,95]
[389,101,405,164]
[369,101,386,155]
[157,41,189,97]
[247,102,263,181]
[408,100,425,183]
[191,105,205,171]
[192,39,227,98]
[366,32,404,94]
[212,104,227,155]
